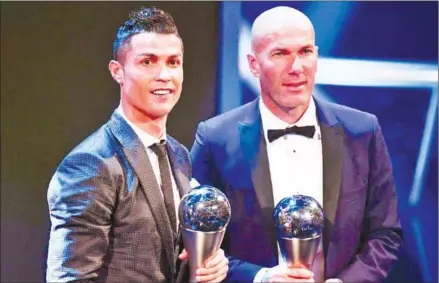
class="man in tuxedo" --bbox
[191,6,402,283]
[46,6,228,283]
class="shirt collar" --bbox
[259,96,319,142]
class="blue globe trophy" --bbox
[273,194,324,270]
[178,185,232,282]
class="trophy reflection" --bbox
[273,194,324,270]
[178,185,232,282]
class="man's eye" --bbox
[169,59,180,66]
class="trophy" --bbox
[178,185,232,282]
[273,194,324,270]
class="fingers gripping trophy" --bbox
[273,194,324,270]
[178,185,232,282]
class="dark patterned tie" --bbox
[150,141,177,234]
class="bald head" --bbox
[251,6,315,52]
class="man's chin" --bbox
[149,108,174,120]
[280,96,310,109]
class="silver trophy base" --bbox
[278,235,321,270]
[182,227,226,283]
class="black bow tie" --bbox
[267,125,316,143]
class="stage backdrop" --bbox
[217,2,438,283]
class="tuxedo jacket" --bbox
[46,111,191,283]
[191,96,403,283]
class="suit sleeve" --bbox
[191,122,264,283]
[338,116,403,282]
[191,122,217,186]
[46,151,117,282]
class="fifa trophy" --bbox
[273,194,324,270]
[178,185,232,282]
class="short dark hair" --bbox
[112,6,181,61]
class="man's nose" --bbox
[156,65,172,81]
[289,55,304,74]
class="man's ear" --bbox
[108,60,124,85]
[247,53,260,77]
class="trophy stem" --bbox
[278,235,321,270]
[182,227,226,283]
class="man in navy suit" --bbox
[191,6,402,283]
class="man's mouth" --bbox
[283,81,306,87]
[151,89,173,95]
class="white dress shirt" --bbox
[254,97,325,282]
[116,105,181,231]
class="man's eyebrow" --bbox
[302,44,314,48]
[270,47,290,53]
[168,54,183,58]
[137,53,158,58]
[269,44,315,53]
[137,53,183,58]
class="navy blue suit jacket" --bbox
[191,97,402,283]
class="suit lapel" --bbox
[239,99,278,258]
[166,137,191,199]
[314,97,344,277]
[166,137,192,282]
[320,124,343,253]
[107,111,176,276]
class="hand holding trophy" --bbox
[178,185,232,282]
[273,194,324,270]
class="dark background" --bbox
[1,2,219,281]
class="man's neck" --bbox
[261,95,310,125]
[120,102,167,139]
